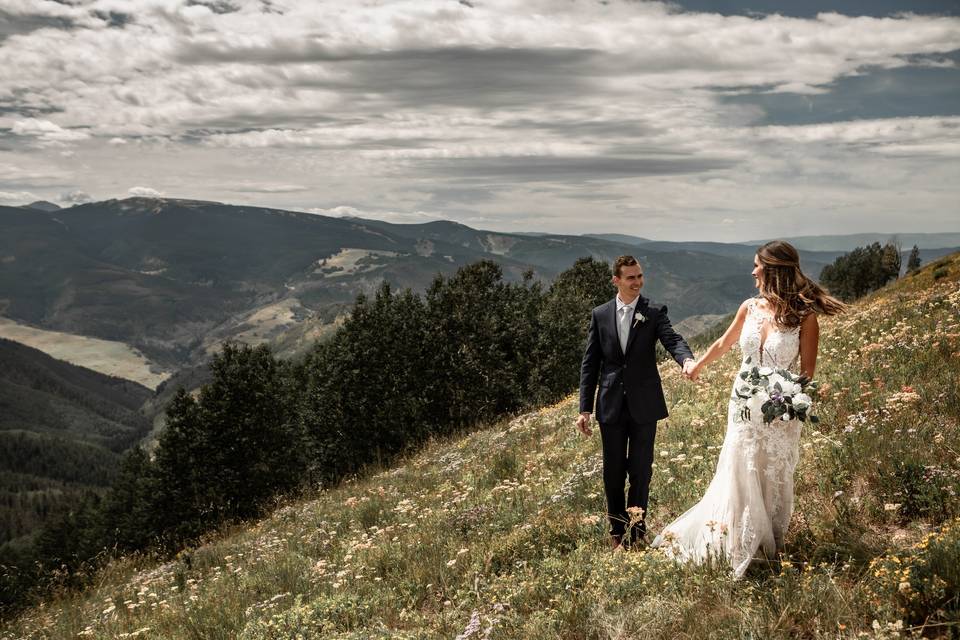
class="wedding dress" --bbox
[651,297,803,578]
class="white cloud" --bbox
[60,189,94,204]
[303,205,446,224]
[744,117,960,151]
[128,186,164,197]
[0,190,38,204]
[0,159,74,187]
[2,2,957,140]
[11,118,89,145]
[0,1,957,239]
[228,183,309,193]
[303,205,365,217]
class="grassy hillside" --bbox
[4,255,959,638]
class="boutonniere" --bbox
[633,311,647,327]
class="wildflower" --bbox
[455,611,482,640]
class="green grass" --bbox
[4,255,960,639]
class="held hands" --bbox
[576,412,593,437]
[682,358,701,382]
[580,360,699,437]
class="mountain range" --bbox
[4,197,956,380]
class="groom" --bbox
[577,255,695,550]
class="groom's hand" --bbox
[576,412,593,437]
[682,358,698,381]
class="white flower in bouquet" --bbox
[735,356,819,425]
[792,393,813,412]
[745,393,765,417]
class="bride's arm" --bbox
[799,312,820,379]
[689,300,750,380]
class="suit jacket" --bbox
[579,296,693,425]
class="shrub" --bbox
[866,517,960,627]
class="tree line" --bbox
[819,241,921,302]
[0,258,612,615]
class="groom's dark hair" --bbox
[613,255,639,277]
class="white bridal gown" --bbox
[652,298,803,578]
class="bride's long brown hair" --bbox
[757,240,847,328]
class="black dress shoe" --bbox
[609,533,624,550]
[629,526,648,549]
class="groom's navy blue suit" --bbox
[580,295,693,541]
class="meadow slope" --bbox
[4,255,959,639]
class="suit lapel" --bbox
[624,296,647,355]
[605,299,623,361]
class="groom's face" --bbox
[613,264,644,301]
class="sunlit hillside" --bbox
[4,254,959,639]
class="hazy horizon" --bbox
[9,195,959,246]
[1,0,958,242]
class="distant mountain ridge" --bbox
[753,232,960,252]
[1,197,956,377]
[21,201,60,212]
[584,233,654,244]
[0,198,760,370]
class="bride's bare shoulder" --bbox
[728,299,753,327]
[740,297,762,314]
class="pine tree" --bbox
[881,242,902,281]
[152,388,210,542]
[422,261,538,430]
[531,257,613,402]
[153,345,308,544]
[302,282,432,479]
[100,446,159,553]
[820,241,903,301]
[33,491,104,580]
[907,245,922,272]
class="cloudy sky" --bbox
[1,0,958,241]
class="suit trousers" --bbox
[599,405,657,540]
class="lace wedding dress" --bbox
[651,297,803,577]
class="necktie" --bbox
[619,306,631,353]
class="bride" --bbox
[651,240,846,577]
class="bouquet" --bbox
[734,356,819,424]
